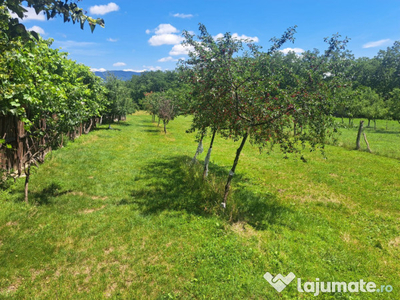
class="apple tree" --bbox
[180,24,351,206]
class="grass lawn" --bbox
[0,112,399,299]
[334,118,400,160]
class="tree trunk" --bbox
[356,120,364,150]
[163,120,167,134]
[222,133,248,206]
[203,129,216,179]
[24,165,30,204]
[191,132,204,164]
[16,119,24,177]
[84,118,93,134]
[157,118,160,127]
[373,119,376,130]
[367,119,371,127]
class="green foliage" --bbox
[179,24,351,156]
[126,70,181,108]
[333,86,360,121]
[142,89,185,132]
[388,88,400,123]
[0,28,107,203]
[103,74,137,119]
[0,36,107,133]
[351,41,400,99]
[1,0,104,41]
[359,87,387,124]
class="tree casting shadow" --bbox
[130,155,292,229]
[31,183,72,205]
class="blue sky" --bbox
[15,0,400,73]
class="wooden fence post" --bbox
[356,120,364,150]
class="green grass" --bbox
[334,118,400,160]
[0,112,399,299]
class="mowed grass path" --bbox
[0,112,399,299]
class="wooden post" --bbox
[363,132,372,153]
[356,120,364,150]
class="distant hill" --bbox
[93,70,142,81]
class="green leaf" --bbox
[89,23,96,33]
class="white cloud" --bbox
[123,69,145,72]
[89,2,119,15]
[362,39,391,49]
[107,38,118,42]
[232,33,259,42]
[123,66,162,72]
[91,68,107,72]
[10,6,46,21]
[28,25,45,35]
[213,33,259,43]
[113,62,126,67]
[52,40,105,56]
[143,65,162,71]
[149,34,183,46]
[158,56,179,62]
[169,44,194,55]
[53,40,96,50]
[155,24,179,35]
[214,33,224,40]
[280,47,305,55]
[173,13,193,19]
[147,24,183,46]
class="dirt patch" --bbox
[104,282,118,298]
[389,237,400,247]
[30,269,45,281]
[1,277,22,294]
[81,205,106,214]
[341,233,358,244]
[231,222,258,238]
[104,247,114,255]
[91,196,108,201]
[0,221,19,231]
[70,191,84,196]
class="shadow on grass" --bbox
[372,129,400,135]
[92,127,121,131]
[114,122,131,127]
[31,183,72,205]
[134,124,159,128]
[130,155,292,229]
